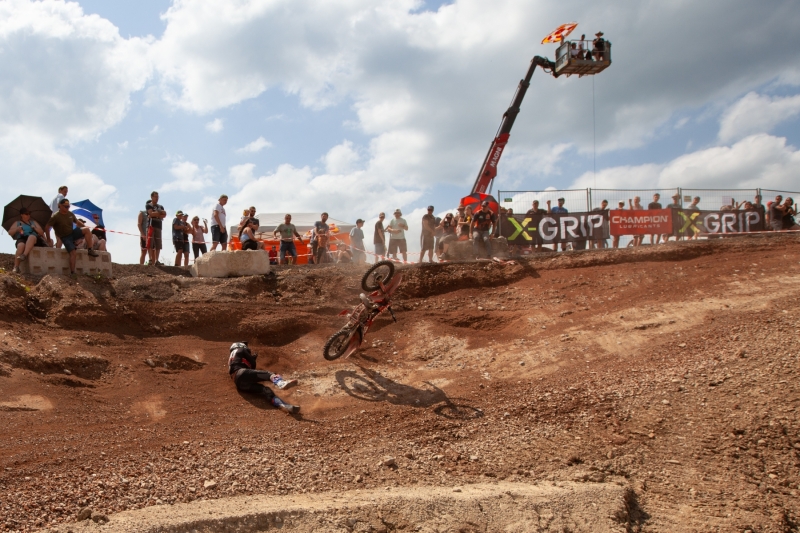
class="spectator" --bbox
[337,243,353,263]
[752,194,766,221]
[547,198,569,251]
[49,185,68,249]
[684,196,701,240]
[592,31,606,61]
[457,205,473,240]
[767,195,783,231]
[612,200,625,249]
[44,199,97,276]
[782,198,798,230]
[736,200,754,211]
[210,194,228,251]
[663,193,682,242]
[648,193,663,245]
[437,213,458,260]
[311,212,330,264]
[172,210,190,266]
[373,212,386,260]
[90,214,107,252]
[471,201,496,259]
[348,219,366,264]
[137,209,149,265]
[433,212,444,260]
[526,200,546,216]
[420,206,436,263]
[591,200,609,249]
[239,206,257,233]
[190,216,208,260]
[11,207,47,273]
[628,196,644,246]
[273,214,304,265]
[268,245,278,265]
[145,191,167,265]
[240,218,263,251]
[386,209,409,262]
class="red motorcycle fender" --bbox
[338,309,350,316]
[343,327,363,359]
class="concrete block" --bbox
[190,250,271,278]
[445,237,508,260]
[20,248,113,277]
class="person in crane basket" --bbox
[228,342,300,414]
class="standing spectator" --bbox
[457,205,473,240]
[11,207,47,273]
[752,194,766,222]
[273,214,304,265]
[210,194,228,251]
[44,199,97,276]
[190,216,208,261]
[145,191,167,265]
[591,200,609,249]
[90,214,107,252]
[387,209,408,262]
[648,193,663,245]
[172,210,190,267]
[663,193,682,242]
[311,212,330,264]
[437,213,458,259]
[592,31,606,61]
[349,219,366,264]
[782,198,799,230]
[526,200,546,216]
[471,201,496,259]
[628,196,644,246]
[767,195,783,231]
[547,198,569,251]
[373,213,386,260]
[268,246,278,265]
[137,209,149,265]
[433,212,443,260]
[420,206,436,263]
[612,200,625,248]
[49,185,68,249]
[685,196,701,240]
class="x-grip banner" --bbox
[501,212,609,244]
[672,209,764,237]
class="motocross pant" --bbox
[232,368,275,401]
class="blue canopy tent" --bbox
[70,199,104,228]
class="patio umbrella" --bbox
[71,199,104,228]
[541,22,578,44]
[2,195,52,233]
[460,193,499,214]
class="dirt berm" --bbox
[0,234,799,533]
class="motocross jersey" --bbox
[228,342,257,375]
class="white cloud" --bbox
[324,140,360,174]
[236,136,272,153]
[117,140,128,149]
[719,92,800,143]
[229,163,256,187]
[205,118,224,132]
[161,160,215,192]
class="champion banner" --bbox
[672,209,765,238]
[609,209,672,236]
[501,212,609,244]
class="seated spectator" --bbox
[240,218,263,251]
[11,207,47,273]
[90,214,107,252]
[238,206,257,233]
[268,245,278,265]
[336,243,353,263]
[782,197,799,231]
[437,213,458,259]
[190,216,208,260]
[44,198,97,276]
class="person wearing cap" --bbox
[11,207,48,273]
[172,210,191,266]
[273,214,304,265]
[436,212,458,259]
[373,213,387,260]
[592,31,606,61]
[386,209,408,262]
[89,213,107,252]
[44,198,98,276]
[210,194,228,251]
[547,198,569,251]
[663,194,682,242]
[145,191,167,265]
[349,219,366,264]
[420,206,436,263]
[471,201,496,259]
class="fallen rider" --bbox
[228,342,300,414]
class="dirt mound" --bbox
[144,354,206,372]
[0,349,109,379]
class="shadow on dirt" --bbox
[335,367,484,420]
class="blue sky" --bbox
[1,0,799,264]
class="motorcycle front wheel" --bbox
[323,329,354,361]
[361,260,395,292]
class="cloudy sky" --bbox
[1,0,799,263]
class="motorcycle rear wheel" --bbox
[361,260,395,292]
[323,329,353,361]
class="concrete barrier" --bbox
[20,248,113,277]
[190,250,271,278]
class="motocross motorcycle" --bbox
[323,261,402,361]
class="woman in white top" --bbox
[190,216,208,260]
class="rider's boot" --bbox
[271,396,300,414]
[271,374,297,390]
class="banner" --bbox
[672,209,764,238]
[609,209,672,236]
[501,212,609,244]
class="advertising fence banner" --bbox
[609,209,672,236]
[672,209,764,238]
[502,212,609,244]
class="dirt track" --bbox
[1,234,799,532]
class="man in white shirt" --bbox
[210,194,228,251]
[49,185,68,248]
[386,209,408,262]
